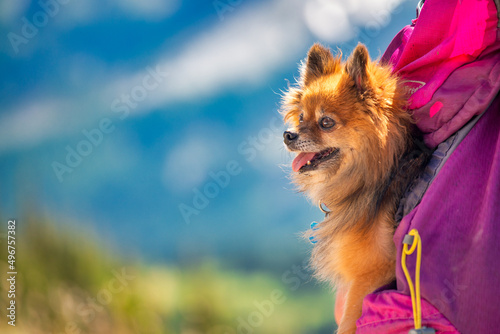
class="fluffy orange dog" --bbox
[282,43,428,334]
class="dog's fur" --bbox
[281,43,428,334]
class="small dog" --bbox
[281,43,428,334]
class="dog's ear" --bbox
[303,44,336,86]
[345,43,370,91]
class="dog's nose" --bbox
[283,131,298,145]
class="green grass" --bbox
[0,216,336,333]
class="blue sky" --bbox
[0,0,417,267]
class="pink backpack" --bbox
[356,1,500,333]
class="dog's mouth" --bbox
[292,148,339,172]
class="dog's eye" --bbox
[299,113,304,123]
[319,117,335,129]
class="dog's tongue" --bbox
[292,152,317,172]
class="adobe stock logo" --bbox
[178,161,243,224]
[7,0,71,54]
[52,65,168,183]
[178,117,282,224]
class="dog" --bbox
[281,43,429,334]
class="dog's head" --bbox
[282,43,410,202]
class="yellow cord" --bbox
[401,229,422,330]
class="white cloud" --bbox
[0,99,73,151]
[346,0,403,25]
[0,0,406,153]
[162,136,227,192]
[107,0,405,108]
[163,138,213,192]
[116,0,308,107]
[303,0,404,43]
[304,0,353,43]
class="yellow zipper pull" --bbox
[402,229,435,334]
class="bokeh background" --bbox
[0,0,418,333]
